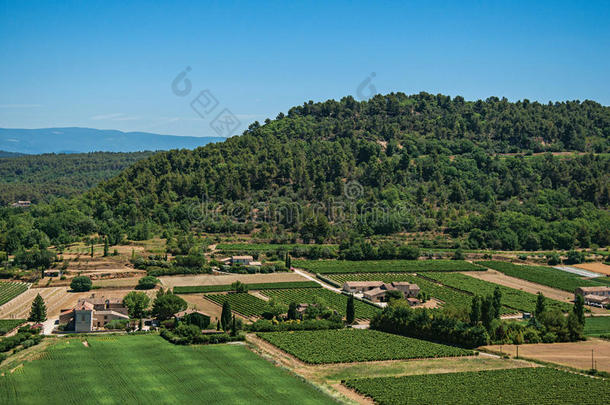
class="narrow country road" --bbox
[292,268,342,293]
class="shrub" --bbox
[70,276,92,292]
[137,276,159,290]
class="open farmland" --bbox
[328,273,473,312]
[476,261,607,292]
[423,272,572,313]
[159,272,307,289]
[0,335,333,404]
[260,288,380,319]
[257,329,473,364]
[585,316,610,337]
[0,282,29,306]
[174,281,319,294]
[204,293,269,317]
[344,367,610,405]
[294,260,482,274]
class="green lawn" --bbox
[294,260,482,274]
[585,317,610,337]
[344,367,610,405]
[0,335,333,404]
[257,329,473,364]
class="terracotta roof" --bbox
[364,287,388,297]
[232,255,254,260]
[577,286,610,292]
[344,281,384,287]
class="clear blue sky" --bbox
[1,0,609,137]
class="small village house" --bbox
[59,294,129,332]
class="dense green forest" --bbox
[1,93,609,254]
[0,151,154,204]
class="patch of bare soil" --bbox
[482,338,610,372]
[180,294,249,322]
[574,262,610,276]
[462,270,573,302]
[159,272,308,289]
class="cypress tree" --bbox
[28,293,47,323]
[103,238,109,257]
[573,294,585,325]
[492,287,502,319]
[221,301,232,331]
[287,302,298,320]
[469,295,481,325]
[346,294,355,324]
[535,292,546,317]
[90,240,94,258]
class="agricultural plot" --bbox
[260,288,380,319]
[423,272,572,313]
[217,243,338,253]
[0,335,332,404]
[204,293,268,317]
[174,281,319,294]
[328,273,473,312]
[585,316,610,337]
[257,329,473,364]
[0,282,29,306]
[344,367,610,405]
[294,259,482,274]
[0,319,25,335]
[476,261,607,292]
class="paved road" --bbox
[292,269,342,293]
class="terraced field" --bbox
[0,282,29,306]
[295,259,482,274]
[257,329,473,364]
[0,335,332,404]
[423,272,572,313]
[260,287,380,319]
[344,367,610,404]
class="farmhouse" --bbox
[10,200,31,208]
[343,281,420,303]
[222,255,261,267]
[575,286,610,297]
[583,294,610,308]
[59,294,129,332]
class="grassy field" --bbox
[260,288,380,319]
[257,329,473,364]
[0,282,29,306]
[174,281,320,294]
[294,260,482,274]
[344,367,610,405]
[328,273,473,312]
[476,261,607,292]
[585,316,610,337]
[204,293,269,317]
[0,335,333,404]
[422,272,572,313]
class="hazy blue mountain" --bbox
[0,150,25,158]
[0,127,225,154]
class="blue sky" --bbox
[0,0,609,137]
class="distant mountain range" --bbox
[0,127,225,154]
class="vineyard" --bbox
[174,281,319,294]
[294,259,483,274]
[0,282,29,306]
[0,335,332,404]
[217,243,338,253]
[344,367,610,404]
[260,288,380,319]
[204,293,268,317]
[422,272,572,313]
[476,261,607,292]
[0,319,26,335]
[257,329,473,364]
[584,316,610,336]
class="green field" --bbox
[260,288,380,319]
[344,367,610,404]
[204,293,269,317]
[585,317,610,337]
[0,282,28,306]
[422,272,572,313]
[328,273,473,312]
[592,277,610,286]
[0,319,26,335]
[257,329,473,364]
[476,261,606,292]
[0,335,333,404]
[294,260,482,274]
[174,281,320,294]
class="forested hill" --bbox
[0,151,154,204]
[1,93,610,254]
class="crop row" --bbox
[294,259,483,274]
[260,288,380,319]
[174,281,320,294]
[344,367,610,405]
[422,272,572,313]
[257,329,472,364]
[0,282,29,306]
[204,293,268,317]
[476,260,606,292]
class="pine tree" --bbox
[221,301,232,331]
[535,292,546,317]
[346,294,355,324]
[103,238,109,257]
[573,294,585,325]
[28,293,47,323]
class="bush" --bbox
[137,276,159,290]
[70,276,92,292]
[105,319,129,330]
